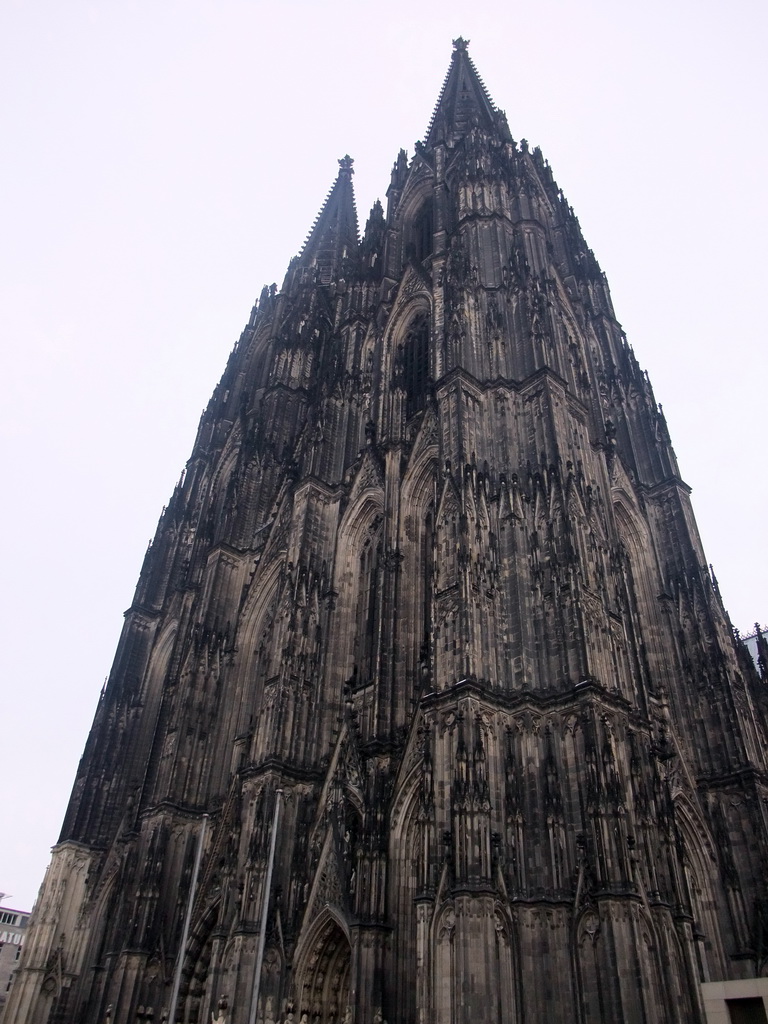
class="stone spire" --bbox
[299,154,359,284]
[424,37,499,147]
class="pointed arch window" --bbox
[418,508,435,684]
[412,201,434,263]
[401,313,431,420]
[422,509,435,653]
[354,534,381,685]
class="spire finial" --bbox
[338,155,354,175]
[452,37,469,52]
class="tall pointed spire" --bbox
[299,154,359,283]
[424,38,498,147]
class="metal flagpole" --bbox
[168,814,208,1023]
[247,789,283,1024]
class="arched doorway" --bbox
[297,916,352,1024]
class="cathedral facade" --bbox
[7,40,768,1024]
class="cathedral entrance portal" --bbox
[297,916,352,1024]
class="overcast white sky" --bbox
[1,0,765,912]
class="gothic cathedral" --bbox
[7,40,768,1024]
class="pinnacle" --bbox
[424,38,499,147]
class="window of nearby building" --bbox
[727,998,768,1024]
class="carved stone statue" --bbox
[212,997,229,1024]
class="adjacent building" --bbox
[0,906,29,1018]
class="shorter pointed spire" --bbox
[299,155,359,284]
[424,39,498,148]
